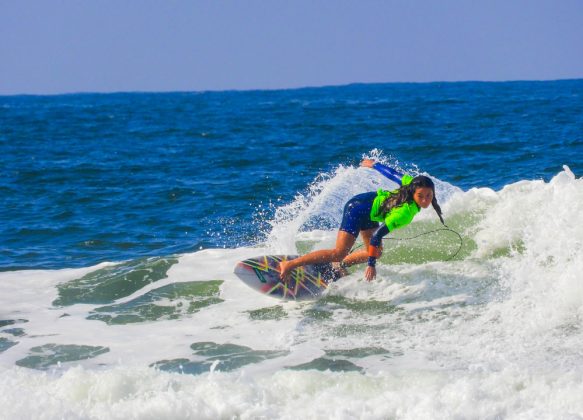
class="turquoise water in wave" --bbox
[1,80,582,270]
[1,80,583,419]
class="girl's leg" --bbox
[279,230,357,278]
[340,227,378,266]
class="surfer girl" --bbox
[279,159,444,281]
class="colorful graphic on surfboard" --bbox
[233,255,344,301]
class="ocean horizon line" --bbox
[2,76,582,98]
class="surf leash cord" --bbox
[383,227,463,261]
[349,227,463,262]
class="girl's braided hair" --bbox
[378,175,445,225]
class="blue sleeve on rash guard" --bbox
[372,163,404,184]
[370,224,389,247]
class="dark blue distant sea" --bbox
[1,80,582,270]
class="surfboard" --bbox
[233,255,343,301]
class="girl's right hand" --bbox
[364,266,376,282]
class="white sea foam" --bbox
[2,365,583,419]
[1,164,582,418]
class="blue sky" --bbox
[1,0,582,94]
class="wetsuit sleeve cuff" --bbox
[367,257,376,267]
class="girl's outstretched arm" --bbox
[360,159,405,184]
[364,224,389,281]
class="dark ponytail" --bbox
[379,175,445,225]
[431,195,445,225]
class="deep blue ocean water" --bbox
[2,80,583,418]
[1,80,582,270]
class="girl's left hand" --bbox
[360,159,375,168]
[364,266,376,282]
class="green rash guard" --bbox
[369,174,420,231]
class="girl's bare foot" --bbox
[279,260,291,280]
[332,261,348,277]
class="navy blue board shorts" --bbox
[339,192,380,237]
